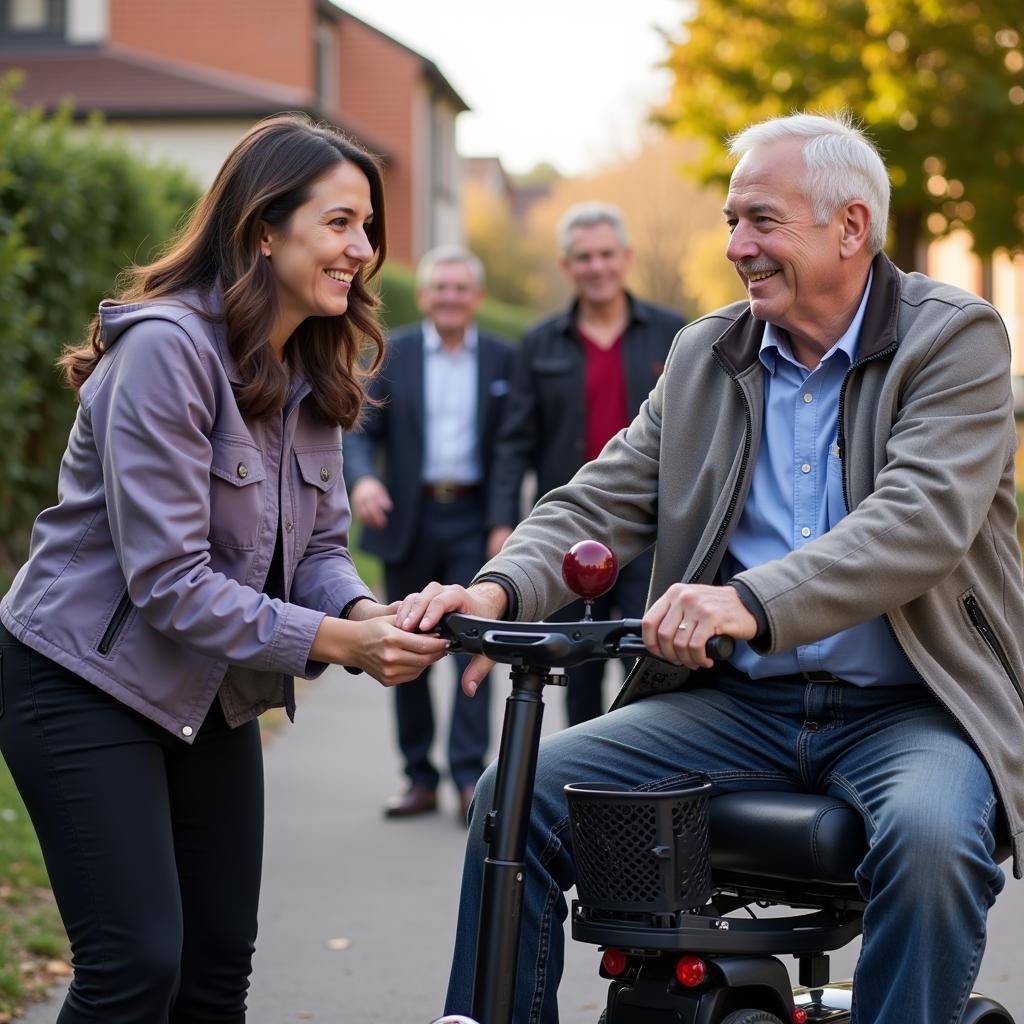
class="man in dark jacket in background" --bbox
[343,245,514,822]
[486,203,685,724]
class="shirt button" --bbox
[801,463,811,474]
[801,526,812,538]
[320,466,330,482]
[237,463,248,479]
[803,393,813,404]
[285,519,294,533]
[182,725,194,737]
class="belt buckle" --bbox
[803,671,840,684]
[433,481,459,504]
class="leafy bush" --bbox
[0,82,200,585]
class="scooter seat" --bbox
[709,791,865,885]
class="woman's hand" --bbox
[642,583,757,670]
[394,581,509,697]
[311,614,448,686]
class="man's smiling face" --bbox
[724,137,846,348]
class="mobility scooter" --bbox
[432,541,1016,1024]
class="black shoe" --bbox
[383,784,438,819]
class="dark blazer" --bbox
[343,323,515,566]
[486,294,685,529]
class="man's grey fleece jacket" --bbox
[475,254,1024,877]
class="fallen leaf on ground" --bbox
[326,937,352,951]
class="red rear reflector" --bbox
[674,954,707,987]
[792,1010,809,1024]
[601,948,628,976]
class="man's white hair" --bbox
[556,201,629,256]
[416,244,485,289]
[728,112,891,254]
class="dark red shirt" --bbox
[578,327,629,462]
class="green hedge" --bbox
[0,84,200,585]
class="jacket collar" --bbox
[713,252,901,375]
[556,289,649,338]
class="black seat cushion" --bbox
[709,791,867,884]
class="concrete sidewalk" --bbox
[15,659,1024,1021]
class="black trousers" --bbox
[0,623,264,1023]
[384,493,491,790]
[549,548,654,727]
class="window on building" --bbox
[0,0,65,39]
[314,17,337,113]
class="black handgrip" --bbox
[616,634,735,660]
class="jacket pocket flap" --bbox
[210,436,266,487]
[295,448,342,492]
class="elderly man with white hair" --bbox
[402,112,1024,1023]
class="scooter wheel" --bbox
[719,1012,784,1024]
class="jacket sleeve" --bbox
[88,320,325,676]
[736,301,1015,653]
[341,364,388,489]
[290,434,375,621]
[486,334,541,530]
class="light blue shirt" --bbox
[722,272,919,686]
[421,321,481,484]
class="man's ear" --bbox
[839,201,871,259]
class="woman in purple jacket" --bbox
[0,114,447,1023]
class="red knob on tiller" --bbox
[561,540,618,602]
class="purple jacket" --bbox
[1,293,373,741]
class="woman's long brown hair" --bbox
[60,113,387,429]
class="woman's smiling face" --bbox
[261,160,375,352]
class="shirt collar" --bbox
[759,267,874,374]
[423,320,478,353]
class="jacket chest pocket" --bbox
[209,435,267,550]
[292,447,342,549]
[530,357,577,410]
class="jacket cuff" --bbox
[471,573,518,620]
[726,580,770,651]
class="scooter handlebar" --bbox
[438,613,734,669]
[614,632,734,662]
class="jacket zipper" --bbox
[688,354,754,584]
[964,593,1024,703]
[98,591,133,655]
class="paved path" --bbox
[15,659,1024,1022]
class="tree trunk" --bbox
[890,207,925,272]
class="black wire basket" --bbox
[565,774,713,916]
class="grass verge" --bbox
[0,761,70,1022]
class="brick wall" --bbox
[336,15,424,265]
[109,0,314,93]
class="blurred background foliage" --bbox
[656,0,1024,270]
[0,84,200,586]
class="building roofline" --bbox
[0,44,394,159]
[320,0,470,113]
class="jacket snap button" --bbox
[237,463,248,479]
[182,725,194,737]
[320,466,330,482]
[285,519,294,533]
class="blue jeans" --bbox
[444,672,1005,1024]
